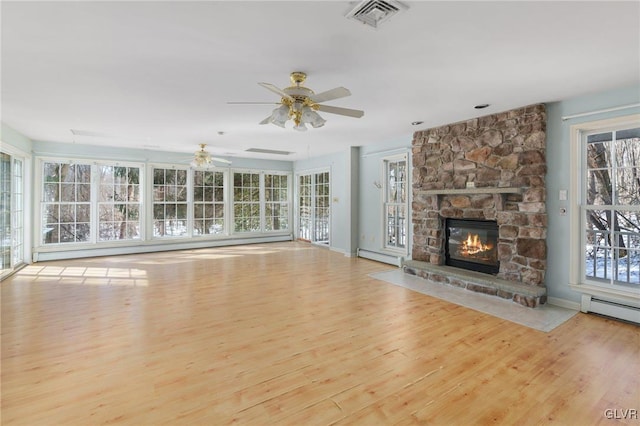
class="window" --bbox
[384,155,408,251]
[34,159,291,255]
[582,126,639,286]
[152,168,188,237]
[264,173,289,231]
[231,171,292,234]
[193,170,225,236]
[233,172,261,233]
[41,161,92,244]
[297,171,330,245]
[98,166,141,241]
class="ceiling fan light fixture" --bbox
[190,143,214,168]
[293,122,307,132]
[269,104,290,127]
[301,107,326,128]
[190,158,205,168]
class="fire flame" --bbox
[460,233,494,256]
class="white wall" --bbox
[1,123,32,152]
[357,139,412,257]
[30,140,292,171]
[545,84,640,304]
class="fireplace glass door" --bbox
[445,219,499,274]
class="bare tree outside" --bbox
[585,128,639,284]
[98,166,141,241]
[42,162,91,244]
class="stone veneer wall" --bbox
[411,104,547,288]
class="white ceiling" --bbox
[2,1,639,161]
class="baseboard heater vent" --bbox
[581,295,640,324]
[357,248,404,267]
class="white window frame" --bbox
[39,159,93,246]
[264,172,291,232]
[97,164,143,242]
[150,165,189,239]
[231,169,293,235]
[569,114,640,304]
[192,168,227,237]
[35,157,146,251]
[231,169,263,234]
[382,153,409,254]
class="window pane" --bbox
[44,163,60,182]
[154,169,165,184]
[616,167,639,205]
[44,183,59,202]
[76,204,90,222]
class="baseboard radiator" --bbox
[357,248,404,267]
[581,295,640,324]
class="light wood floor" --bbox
[1,242,639,425]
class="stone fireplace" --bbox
[404,104,548,307]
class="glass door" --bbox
[1,152,25,278]
[297,171,330,245]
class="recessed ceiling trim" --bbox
[245,148,294,155]
[70,129,118,138]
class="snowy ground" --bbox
[586,250,639,284]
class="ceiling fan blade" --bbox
[227,101,280,105]
[316,104,364,118]
[309,87,351,103]
[258,82,293,100]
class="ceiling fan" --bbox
[229,72,364,132]
[188,144,232,168]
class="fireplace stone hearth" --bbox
[403,261,547,307]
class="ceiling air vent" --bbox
[345,0,408,29]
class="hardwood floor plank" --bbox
[2,242,638,425]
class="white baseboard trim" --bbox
[33,235,293,262]
[580,294,640,324]
[546,297,580,311]
[357,248,404,267]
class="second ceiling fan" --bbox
[230,72,364,132]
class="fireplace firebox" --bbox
[445,218,500,275]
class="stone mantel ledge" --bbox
[418,187,524,196]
